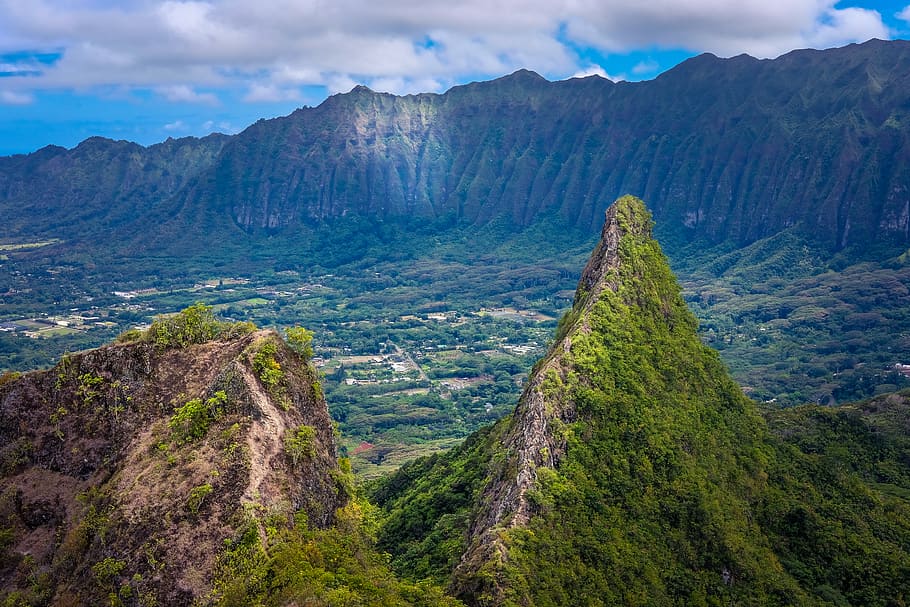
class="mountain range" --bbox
[3,38,910,253]
[4,39,910,406]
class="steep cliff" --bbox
[0,320,343,605]
[164,40,910,251]
[0,134,228,239]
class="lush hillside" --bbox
[0,134,228,240]
[372,197,910,606]
[166,39,910,253]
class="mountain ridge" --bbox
[0,318,345,604]
[4,39,910,252]
[374,196,910,606]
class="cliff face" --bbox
[0,328,344,605]
[4,40,910,252]
[0,134,228,239]
[183,40,910,250]
[152,39,910,250]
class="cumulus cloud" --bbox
[565,0,888,59]
[201,119,237,133]
[163,119,187,131]
[242,83,301,103]
[632,59,660,75]
[0,0,892,101]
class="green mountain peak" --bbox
[375,195,910,606]
[450,195,779,604]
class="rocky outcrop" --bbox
[0,329,344,605]
[451,199,644,592]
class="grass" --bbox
[0,239,61,251]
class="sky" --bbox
[1,0,909,156]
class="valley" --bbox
[4,216,910,479]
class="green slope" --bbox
[373,196,910,606]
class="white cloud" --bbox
[163,119,187,131]
[157,84,219,104]
[570,65,621,81]
[242,83,301,103]
[0,0,892,99]
[201,119,237,133]
[368,76,444,95]
[326,74,359,96]
[565,1,889,59]
[898,5,910,22]
[632,59,659,75]
[0,89,33,104]
[805,6,890,49]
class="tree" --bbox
[285,326,314,361]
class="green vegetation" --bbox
[677,231,910,405]
[4,206,909,476]
[187,483,214,516]
[212,500,463,607]
[372,421,508,584]
[284,425,316,466]
[168,391,228,443]
[374,198,910,606]
[148,302,228,348]
[285,326,314,360]
[76,372,104,406]
[252,342,284,394]
[758,396,910,606]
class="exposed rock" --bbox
[0,329,344,605]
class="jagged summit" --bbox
[574,194,652,306]
[449,194,745,602]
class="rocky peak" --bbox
[452,195,663,597]
[0,326,345,605]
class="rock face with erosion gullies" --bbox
[175,40,910,251]
[0,328,344,605]
[374,196,910,606]
[4,40,910,253]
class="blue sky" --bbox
[1,0,909,156]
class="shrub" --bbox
[169,391,228,443]
[285,326,315,361]
[253,342,284,393]
[114,328,143,343]
[285,425,317,466]
[187,483,214,516]
[92,557,125,585]
[0,371,21,387]
[148,303,223,348]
